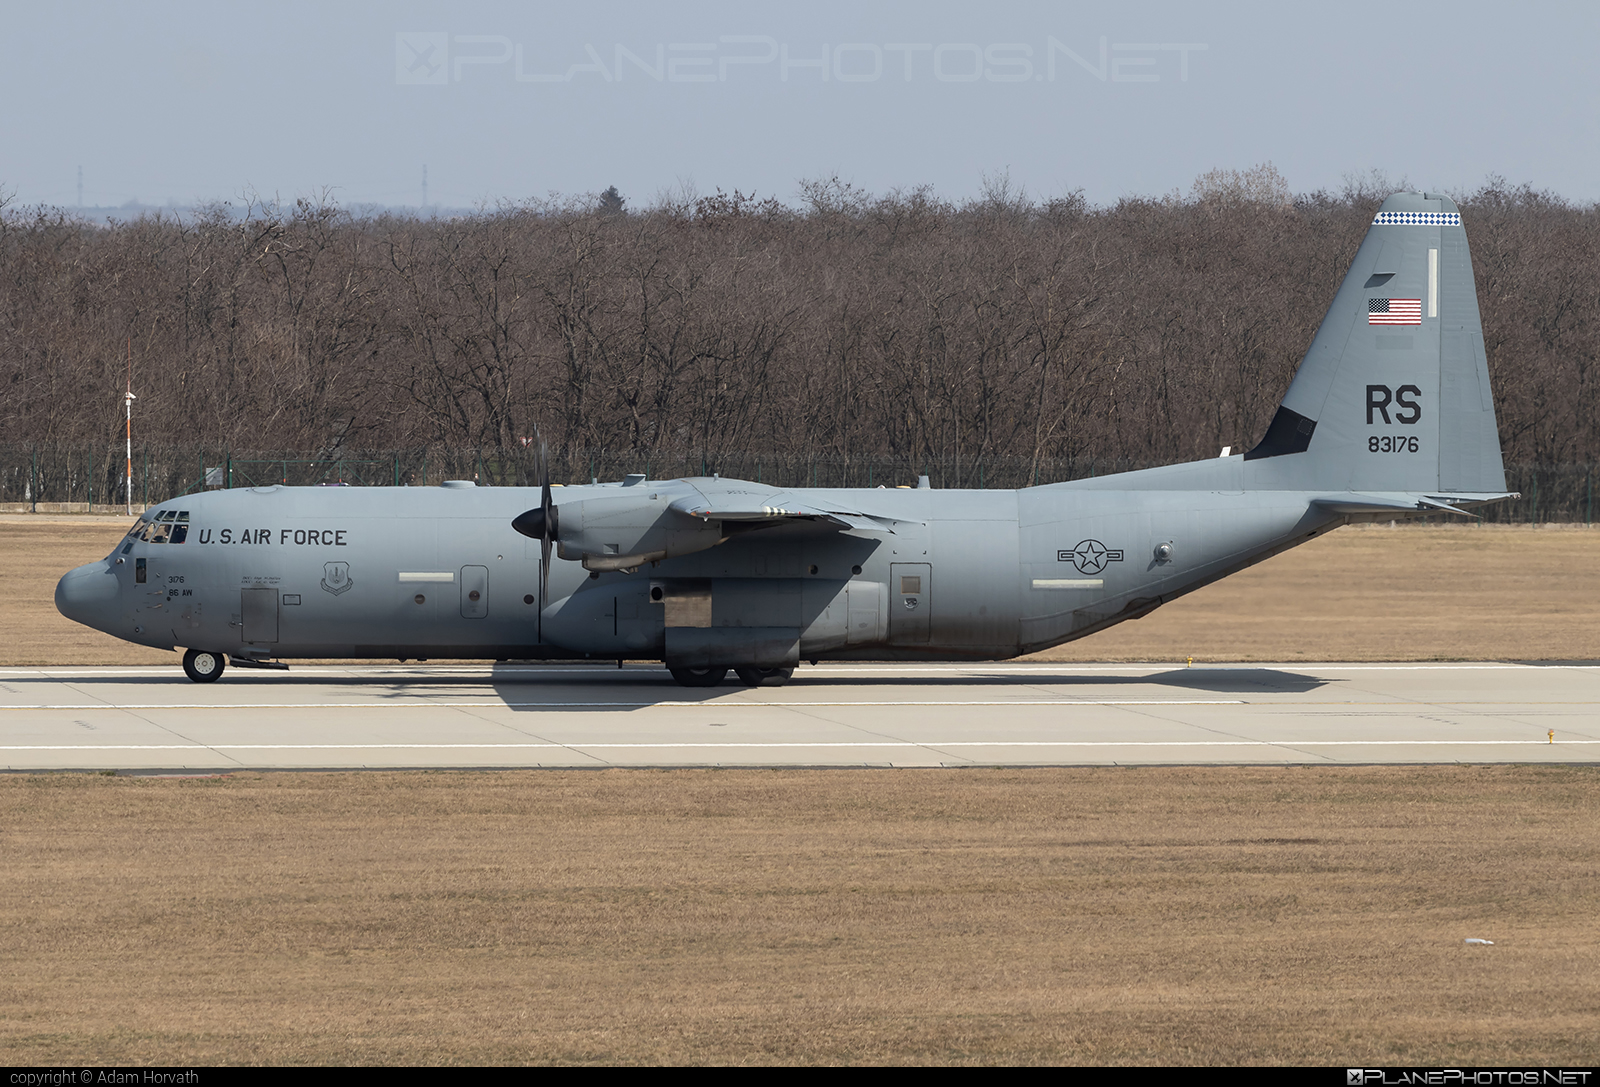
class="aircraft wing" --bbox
[666,486,897,534]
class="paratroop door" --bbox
[888,563,930,644]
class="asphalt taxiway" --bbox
[2,661,1597,770]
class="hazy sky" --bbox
[4,1,1596,210]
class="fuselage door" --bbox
[241,588,280,644]
[888,563,931,644]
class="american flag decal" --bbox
[1368,298,1422,325]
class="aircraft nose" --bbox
[56,561,120,628]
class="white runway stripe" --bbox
[4,740,1596,752]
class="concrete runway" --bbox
[2,661,1598,771]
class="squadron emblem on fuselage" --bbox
[320,561,353,595]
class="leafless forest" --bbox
[1,169,1596,510]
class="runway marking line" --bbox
[6,700,1600,712]
[5,740,1599,752]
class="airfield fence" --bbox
[0,443,1594,524]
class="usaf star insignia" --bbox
[1057,540,1125,575]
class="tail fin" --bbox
[1244,192,1507,497]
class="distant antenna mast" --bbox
[125,336,136,515]
[77,166,83,208]
[422,164,428,210]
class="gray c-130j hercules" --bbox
[57,192,1514,685]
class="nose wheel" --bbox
[182,648,227,683]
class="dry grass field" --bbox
[6,513,1598,665]
[1,767,1596,1065]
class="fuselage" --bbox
[55,461,1341,665]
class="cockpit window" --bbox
[129,511,191,544]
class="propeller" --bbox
[510,437,559,641]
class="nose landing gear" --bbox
[182,648,227,683]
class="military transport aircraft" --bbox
[57,192,1512,686]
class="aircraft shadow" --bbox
[478,663,1333,710]
[1122,668,1330,694]
[7,663,1330,709]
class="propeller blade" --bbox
[540,438,553,633]
[512,434,560,642]
[539,443,553,640]
[539,535,552,641]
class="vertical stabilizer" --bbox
[1244,193,1506,495]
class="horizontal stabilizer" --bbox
[1311,492,1518,516]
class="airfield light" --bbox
[124,389,137,516]
[124,336,135,516]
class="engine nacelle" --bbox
[555,492,724,571]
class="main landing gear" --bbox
[669,666,726,687]
[667,665,794,688]
[733,666,792,687]
[182,648,227,683]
